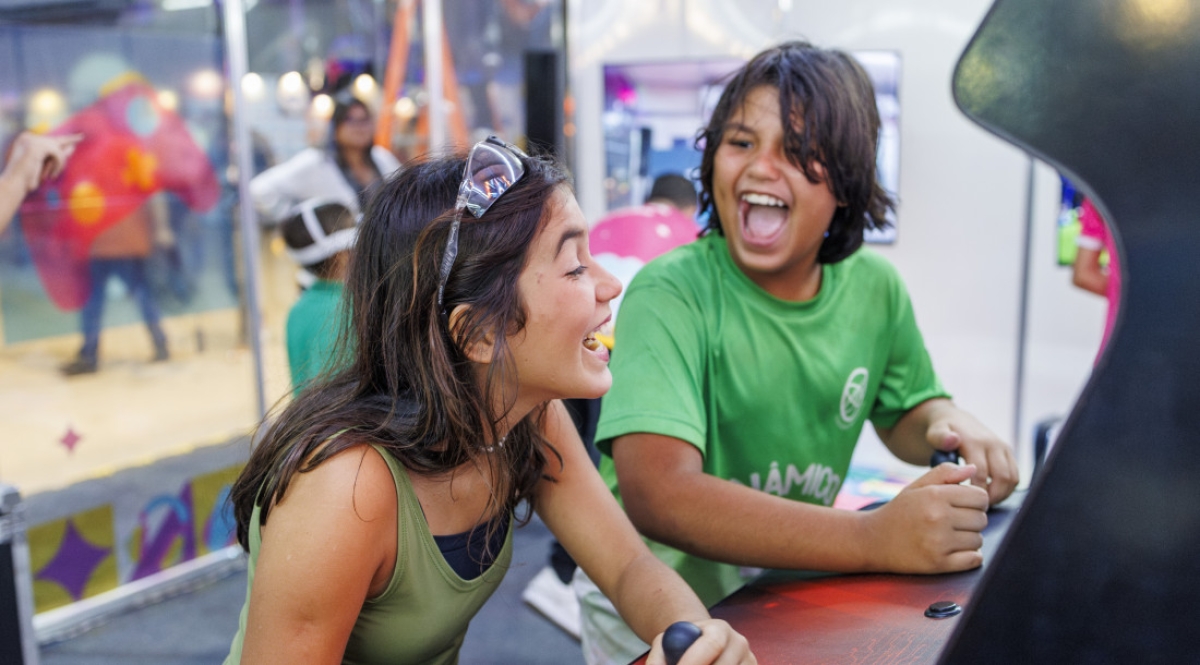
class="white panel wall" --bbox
[568,0,1107,484]
[1022,162,1107,458]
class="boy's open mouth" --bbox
[740,192,789,246]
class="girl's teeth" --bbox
[583,337,601,351]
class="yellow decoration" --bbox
[67,182,106,225]
[97,71,149,98]
[121,148,158,191]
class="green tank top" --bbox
[224,445,514,665]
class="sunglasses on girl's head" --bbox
[436,136,529,311]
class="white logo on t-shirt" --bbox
[731,461,842,506]
[838,367,869,428]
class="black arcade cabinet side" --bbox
[0,483,39,664]
[943,0,1200,662]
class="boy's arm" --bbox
[613,431,990,574]
[875,398,1019,505]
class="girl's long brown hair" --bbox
[231,151,570,549]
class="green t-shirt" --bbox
[224,445,513,665]
[286,279,346,395]
[595,234,949,605]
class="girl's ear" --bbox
[448,304,496,365]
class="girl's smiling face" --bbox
[506,187,622,408]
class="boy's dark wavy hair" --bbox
[231,150,571,550]
[696,40,895,263]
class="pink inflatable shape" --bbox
[589,203,698,264]
[18,80,221,310]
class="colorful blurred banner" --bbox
[18,78,221,310]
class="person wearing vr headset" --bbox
[253,97,399,291]
[279,198,359,395]
[224,140,755,665]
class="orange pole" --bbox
[414,104,429,155]
[375,0,417,149]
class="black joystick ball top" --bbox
[663,621,703,665]
[930,449,960,467]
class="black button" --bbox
[925,600,962,618]
[930,450,960,467]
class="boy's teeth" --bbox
[743,193,786,207]
[583,337,601,351]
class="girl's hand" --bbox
[646,618,756,665]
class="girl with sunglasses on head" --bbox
[223,140,755,665]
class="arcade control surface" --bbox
[692,494,1021,664]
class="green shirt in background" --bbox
[595,234,950,605]
[286,279,346,396]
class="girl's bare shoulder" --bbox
[278,441,399,527]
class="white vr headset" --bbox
[284,197,360,267]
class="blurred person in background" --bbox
[1072,197,1120,356]
[250,96,400,226]
[251,96,399,289]
[60,195,171,376]
[278,198,357,395]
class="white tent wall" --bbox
[567,0,1108,485]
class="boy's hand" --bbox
[926,410,1019,504]
[862,463,989,574]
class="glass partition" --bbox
[240,0,564,362]
[0,3,259,623]
[0,0,567,630]
[0,17,256,495]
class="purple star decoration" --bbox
[60,427,81,454]
[36,519,112,601]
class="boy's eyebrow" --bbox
[556,227,585,257]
